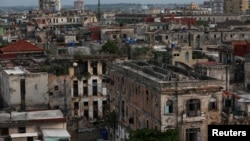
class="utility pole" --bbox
[98,0,101,22]
[64,79,67,117]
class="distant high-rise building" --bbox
[204,0,224,14]
[39,0,61,12]
[74,0,84,11]
[224,0,248,14]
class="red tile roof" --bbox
[0,40,44,53]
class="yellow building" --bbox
[171,45,208,68]
[189,2,200,10]
[224,0,249,14]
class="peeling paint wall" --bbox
[70,60,108,121]
[107,61,224,141]
[1,72,49,111]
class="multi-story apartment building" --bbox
[39,0,61,12]
[106,60,225,141]
[224,0,249,14]
[204,0,224,14]
[47,55,127,122]
[69,55,127,121]
[74,0,84,11]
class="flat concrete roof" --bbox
[0,110,64,122]
[10,133,38,138]
[4,67,28,75]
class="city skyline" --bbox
[1,0,205,6]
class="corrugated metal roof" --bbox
[42,129,70,137]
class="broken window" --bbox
[186,128,200,141]
[209,97,217,110]
[165,100,173,114]
[186,99,201,117]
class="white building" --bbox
[0,109,68,141]
[0,67,49,111]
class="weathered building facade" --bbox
[66,55,127,121]
[106,60,224,141]
[0,67,49,111]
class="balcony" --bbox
[182,111,205,123]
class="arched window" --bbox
[165,100,173,114]
[185,52,189,61]
[186,99,200,117]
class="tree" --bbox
[132,46,153,59]
[127,128,178,141]
[101,40,119,54]
[94,106,118,140]
[196,20,209,27]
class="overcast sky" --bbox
[1,0,205,6]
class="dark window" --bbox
[20,79,26,111]
[93,101,98,119]
[49,92,53,96]
[129,117,134,124]
[83,80,88,84]
[102,100,107,115]
[93,110,98,119]
[73,80,78,97]
[122,101,125,118]
[186,128,200,141]
[74,102,79,109]
[84,110,89,119]
[27,137,33,141]
[91,61,98,75]
[83,87,88,96]
[18,127,26,133]
[146,90,149,103]
[102,62,106,74]
[92,80,98,96]
[186,99,201,117]
[0,128,8,136]
[165,100,173,114]
[209,98,217,110]
[54,86,58,90]
[84,102,88,106]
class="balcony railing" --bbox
[182,111,205,123]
